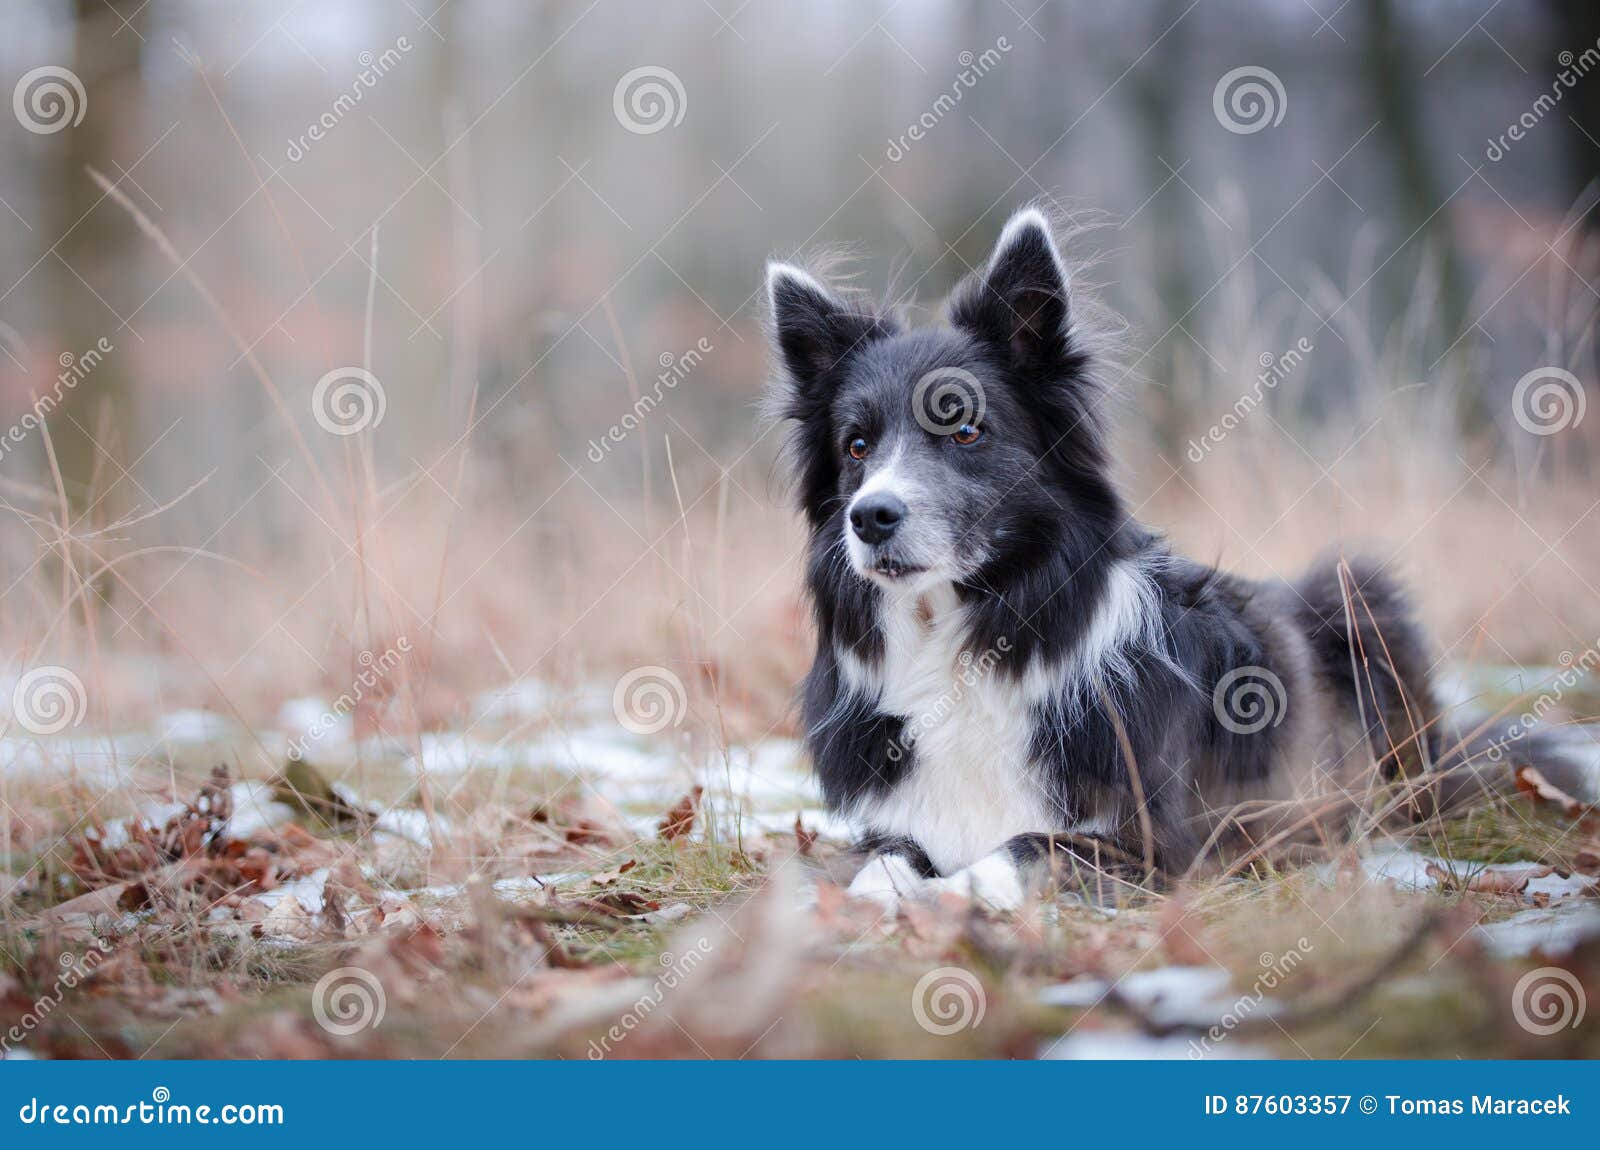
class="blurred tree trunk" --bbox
[1550,0,1600,200]
[1360,0,1471,390]
[1129,0,1195,465]
[1548,0,1600,389]
[50,0,147,506]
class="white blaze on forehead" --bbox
[850,443,918,506]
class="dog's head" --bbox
[767,208,1117,597]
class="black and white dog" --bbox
[765,207,1597,907]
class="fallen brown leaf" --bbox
[1515,766,1588,818]
[581,890,660,915]
[794,814,818,856]
[1576,842,1600,875]
[1425,862,1553,896]
[658,786,703,841]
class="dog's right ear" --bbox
[766,263,892,402]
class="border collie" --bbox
[765,207,1598,907]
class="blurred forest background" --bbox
[1,0,1598,732]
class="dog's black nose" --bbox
[850,493,906,544]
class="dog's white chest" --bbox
[846,594,1054,874]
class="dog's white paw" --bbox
[845,854,925,908]
[929,850,1027,911]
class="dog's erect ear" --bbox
[950,208,1071,371]
[767,262,892,399]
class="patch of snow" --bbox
[474,679,552,723]
[490,875,542,895]
[156,709,234,744]
[634,902,693,925]
[0,734,150,783]
[1038,967,1280,1059]
[227,781,296,837]
[405,732,543,776]
[1476,903,1600,958]
[1526,869,1598,901]
[1322,844,1597,903]
[714,739,812,804]
[1323,842,1600,959]
[276,696,346,740]
[1040,966,1241,1024]
[1364,846,1436,889]
[372,806,440,849]
[1042,1032,1270,1059]
[250,867,329,914]
[404,725,820,816]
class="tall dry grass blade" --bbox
[85,166,340,522]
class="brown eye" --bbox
[952,423,982,445]
[848,438,870,460]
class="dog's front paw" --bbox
[845,853,926,908]
[928,849,1027,911]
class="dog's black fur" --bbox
[765,208,1594,883]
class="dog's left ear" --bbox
[950,208,1071,371]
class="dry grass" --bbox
[3,192,1598,1060]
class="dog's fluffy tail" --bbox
[1294,552,1600,813]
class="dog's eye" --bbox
[848,438,870,460]
[952,424,983,445]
